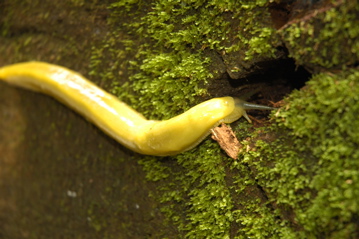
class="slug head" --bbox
[227,98,277,124]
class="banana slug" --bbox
[0,62,274,156]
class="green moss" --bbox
[88,0,284,237]
[279,70,359,235]
[239,69,359,237]
[139,141,234,238]
[90,0,281,99]
[87,0,359,238]
[280,1,359,70]
[133,70,359,237]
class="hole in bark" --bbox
[208,58,310,103]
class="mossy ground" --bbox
[0,0,358,238]
[244,69,359,238]
[88,0,287,237]
[279,0,359,71]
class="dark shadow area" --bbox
[209,57,310,102]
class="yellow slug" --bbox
[0,62,274,156]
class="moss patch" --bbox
[242,69,359,238]
[280,0,359,71]
[88,0,284,237]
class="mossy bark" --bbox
[0,0,358,238]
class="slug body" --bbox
[0,62,273,156]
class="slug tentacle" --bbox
[235,98,276,111]
[0,61,274,156]
[233,98,275,123]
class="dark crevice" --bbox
[208,57,311,108]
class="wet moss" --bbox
[88,0,284,237]
[240,69,359,237]
[280,0,359,71]
[88,0,359,237]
